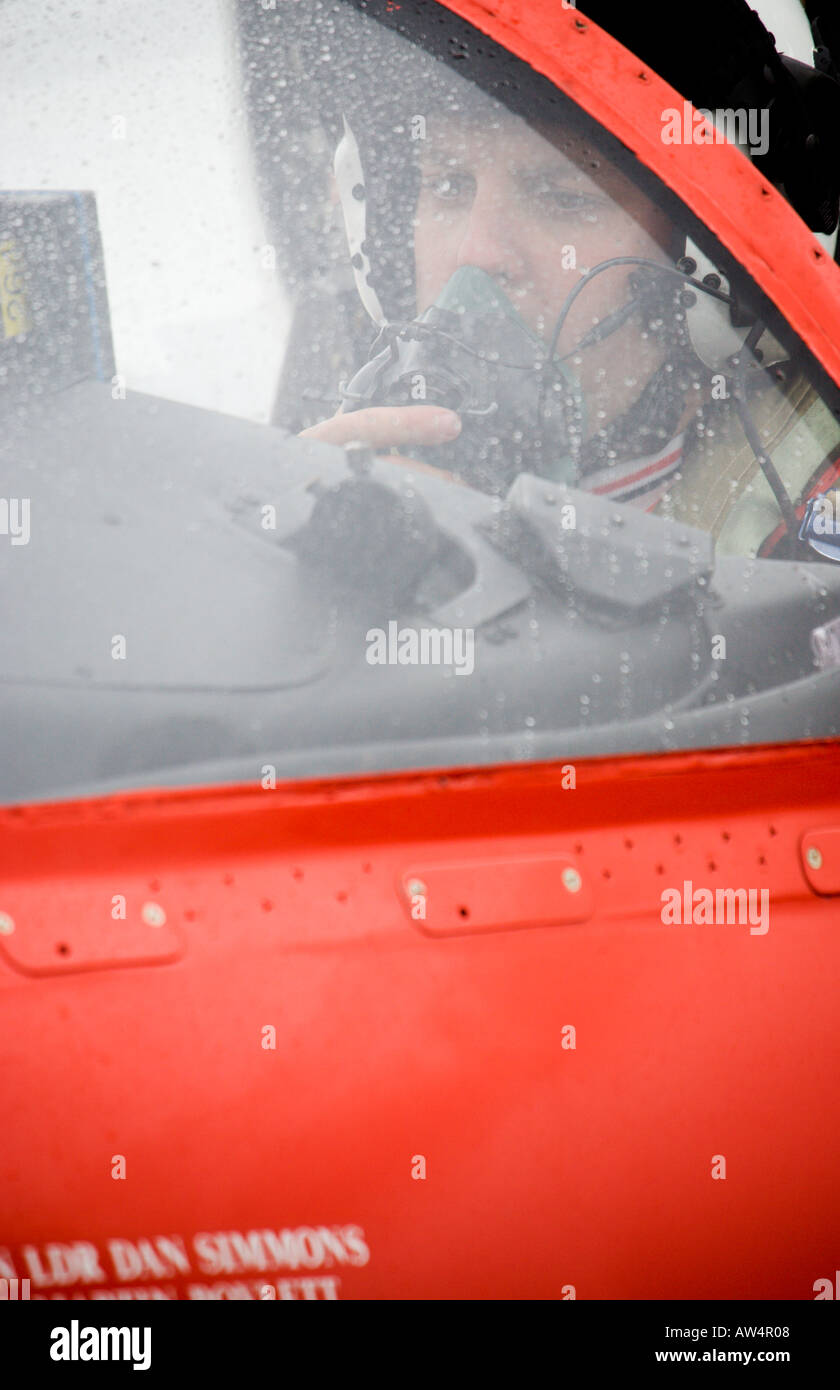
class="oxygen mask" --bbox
[339,266,585,493]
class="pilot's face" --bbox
[413,109,675,426]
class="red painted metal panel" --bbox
[0,889,183,976]
[399,853,593,934]
[1,742,838,1299]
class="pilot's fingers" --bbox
[300,405,461,448]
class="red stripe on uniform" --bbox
[589,444,683,496]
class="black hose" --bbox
[730,323,801,556]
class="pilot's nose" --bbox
[455,177,526,285]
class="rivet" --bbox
[0,911,14,935]
[806,846,823,870]
[562,867,582,894]
[141,901,167,928]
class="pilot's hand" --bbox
[300,404,461,450]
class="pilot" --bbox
[302,98,700,501]
[301,74,840,559]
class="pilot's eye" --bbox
[520,177,599,218]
